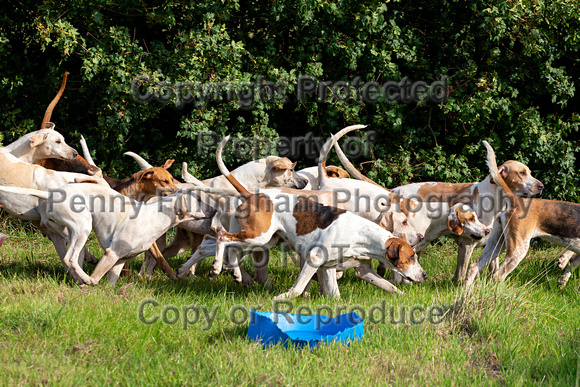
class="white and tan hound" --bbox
[465,141,580,286]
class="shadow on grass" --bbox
[0,258,69,283]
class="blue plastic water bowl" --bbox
[247,309,364,348]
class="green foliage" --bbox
[0,0,578,200]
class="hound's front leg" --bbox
[63,229,96,285]
[493,237,531,282]
[90,249,121,283]
[453,240,476,283]
[176,235,217,279]
[355,263,402,294]
[466,225,505,287]
[274,247,325,300]
[108,260,127,285]
[318,267,340,298]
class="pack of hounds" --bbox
[0,73,578,297]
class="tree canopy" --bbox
[1,0,578,200]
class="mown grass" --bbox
[0,221,578,386]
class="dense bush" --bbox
[1,0,578,200]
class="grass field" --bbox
[0,220,579,386]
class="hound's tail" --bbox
[124,151,155,170]
[79,135,96,166]
[0,185,50,200]
[41,72,68,129]
[181,162,205,187]
[216,136,250,195]
[482,140,516,209]
[317,124,367,190]
[333,138,384,188]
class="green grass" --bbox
[0,223,579,386]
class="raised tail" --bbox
[79,135,96,166]
[216,136,250,195]
[124,151,155,170]
[41,72,68,129]
[482,140,516,209]
[0,185,50,200]
[333,139,383,188]
[317,124,367,190]
[181,162,205,187]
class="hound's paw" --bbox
[84,276,99,286]
[557,275,570,288]
[273,291,297,301]
[176,266,190,279]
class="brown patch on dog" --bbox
[536,199,580,239]
[387,192,418,217]
[416,182,475,204]
[472,186,479,203]
[292,197,346,236]
[384,238,416,272]
[325,165,350,179]
[224,193,275,241]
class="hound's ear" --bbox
[378,212,394,233]
[384,238,403,264]
[447,212,463,235]
[44,122,55,130]
[162,159,174,169]
[498,165,508,179]
[136,170,154,182]
[490,164,508,184]
[29,133,48,148]
[325,166,350,179]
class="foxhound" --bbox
[1,72,78,164]
[465,141,580,286]
[0,183,214,285]
[190,132,426,298]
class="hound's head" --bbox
[384,237,426,283]
[37,155,103,177]
[264,156,308,189]
[28,124,78,162]
[376,193,423,247]
[447,204,490,240]
[135,159,178,197]
[493,160,543,197]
